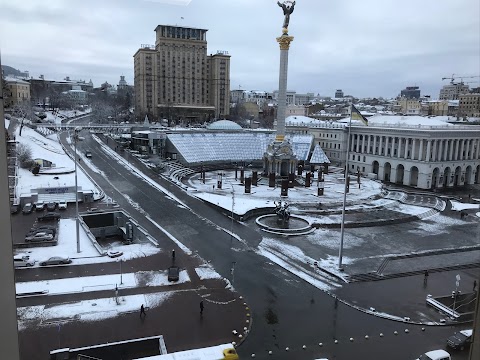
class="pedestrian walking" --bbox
[474,280,477,291]
[424,270,429,283]
[171,249,176,262]
[200,300,204,315]
[140,304,146,317]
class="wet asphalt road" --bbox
[18,129,472,360]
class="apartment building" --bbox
[459,93,480,117]
[439,83,469,100]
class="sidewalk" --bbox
[19,286,249,360]
[335,267,480,325]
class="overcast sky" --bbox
[1,0,479,98]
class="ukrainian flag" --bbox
[350,104,368,125]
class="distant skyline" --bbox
[0,0,479,98]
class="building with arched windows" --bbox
[284,115,480,190]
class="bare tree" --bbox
[17,143,34,168]
[47,88,62,111]
[12,101,36,136]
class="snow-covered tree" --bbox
[17,143,34,168]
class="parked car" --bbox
[22,203,34,214]
[85,150,92,158]
[39,256,72,266]
[168,266,180,282]
[35,201,45,211]
[46,202,57,211]
[10,204,20,214]
[38,212,61,222]
[58,201,67,210]
[34,225,57,232]
[27,228,56,237]
[25,232,54,242]
[107,250,123,258]
[447,329,473,350]
[416,350,451,360]
[13,255,35,268]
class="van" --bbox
[416,349,451,360]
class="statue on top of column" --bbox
[277,1,296,31]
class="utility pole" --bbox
[74,128,81,253]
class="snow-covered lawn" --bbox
[8,120,101,201]
[16,270,191,296]
[17,290,173,330]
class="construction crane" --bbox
[441,74,480,85]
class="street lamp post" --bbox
[338,107,353,270]
[230,184,235,241]
[74,128,81,253]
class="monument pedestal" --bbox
[263,139,297,181]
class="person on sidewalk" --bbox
[172,249,175,261]
[474,280,477,292]
[424,270,429,283]
[140,304,146,318]
[200,300,204,315]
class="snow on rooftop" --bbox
[336,115,461,127]
[365,115,455,127]
[285,115,321,124]
[4,76,29,84]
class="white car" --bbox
[25,232,54,242]
[13,255,35,268]
[58,201,67,210]
[417,350,451,360]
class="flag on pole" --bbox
[350,104,368,125]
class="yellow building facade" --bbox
[4,77,30,108]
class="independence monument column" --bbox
[264,1,297,185]
[275,0,295,141]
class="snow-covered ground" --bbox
[43,108,91,124]
[14,218,161,266]
[7,120,101,202]
[17,290,173,330]
[188,170,383,216]
[16,270,191,296]
[450,200,480,211]
[9,116,467,327]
